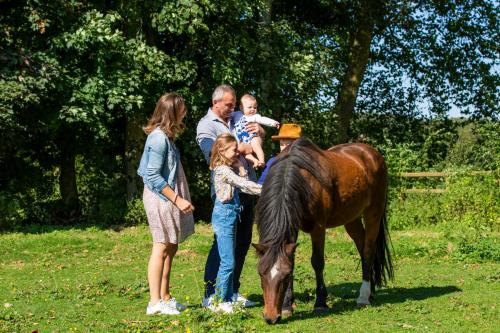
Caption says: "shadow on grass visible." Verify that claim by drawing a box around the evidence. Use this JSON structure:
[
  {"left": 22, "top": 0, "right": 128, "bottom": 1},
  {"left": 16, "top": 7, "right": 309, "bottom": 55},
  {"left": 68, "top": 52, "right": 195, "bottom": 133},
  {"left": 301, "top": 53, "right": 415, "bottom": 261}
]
[
  {"left": 275, "top": 282, "right": 462, "bottom": 324},
  {"left": 0, "top": 223, "right": 129, "bottom": 235},
  {"left": 185, "top": 294, "right": 264, "bottom": 311},
  {"left": 0, "top": 221, "right": 212, "bottom": 235},
  {"left": 246, "top": 294, "right": 264, "bottom": 307}
]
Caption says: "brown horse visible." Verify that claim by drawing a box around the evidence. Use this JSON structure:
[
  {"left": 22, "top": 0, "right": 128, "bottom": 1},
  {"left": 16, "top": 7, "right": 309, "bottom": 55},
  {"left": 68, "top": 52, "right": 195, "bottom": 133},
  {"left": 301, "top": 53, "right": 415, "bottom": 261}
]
[{"left": 253, "top": 137, "right": 394, "bottom": 324}]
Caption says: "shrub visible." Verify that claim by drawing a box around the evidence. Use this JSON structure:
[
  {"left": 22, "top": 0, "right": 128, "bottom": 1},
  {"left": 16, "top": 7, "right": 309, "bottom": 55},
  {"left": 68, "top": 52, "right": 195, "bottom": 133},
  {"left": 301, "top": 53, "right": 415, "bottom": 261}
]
[
  {"left": 388, "top": 191, "right": 444, "bottom": 230},
  {"left": 388, "top": 169, "right": 499, "bottom": 232},
  {"left": 76, "top": 155, "right": 127, "bottom": 225},
  {"left": 0, "top": 191, "right": 26, "bottom": 230},
  {"left": 452, "top": 235, "right": 500, "bottom": 262},
  {"left": 442, "top": 171, "right": 499, "bottom": 231},
  {"left": 123, "top": 198, "right": 147, "bottom": 226},
  {"left": 446, "top": 121, "right": 500, "bottom": 170}
]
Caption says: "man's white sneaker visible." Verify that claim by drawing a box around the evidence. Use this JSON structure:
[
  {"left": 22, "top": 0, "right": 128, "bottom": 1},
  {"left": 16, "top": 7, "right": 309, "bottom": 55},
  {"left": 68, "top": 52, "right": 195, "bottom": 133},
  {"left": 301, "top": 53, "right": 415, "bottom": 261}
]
[
  {"left": 165, "top": 297, "right": 187, "bottom": 311},
  {"left": 232, "top": 293, "right": 256, "bottom": 307},
  {"left": 208, "top": 301, "right": 234, "bottom": 314},
  {"left": 146, "top": 299, "right": 180, "bottom": 315},
  {"left": 202, "top": 294, "right": 215, "bottom": 308}
]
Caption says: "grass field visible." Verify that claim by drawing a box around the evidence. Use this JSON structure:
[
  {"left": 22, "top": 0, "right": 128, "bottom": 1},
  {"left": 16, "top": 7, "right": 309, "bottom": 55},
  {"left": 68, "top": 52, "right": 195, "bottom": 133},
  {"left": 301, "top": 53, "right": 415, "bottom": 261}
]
[{"left": 1, "top": 223, "right": 498, "bottom": 332}]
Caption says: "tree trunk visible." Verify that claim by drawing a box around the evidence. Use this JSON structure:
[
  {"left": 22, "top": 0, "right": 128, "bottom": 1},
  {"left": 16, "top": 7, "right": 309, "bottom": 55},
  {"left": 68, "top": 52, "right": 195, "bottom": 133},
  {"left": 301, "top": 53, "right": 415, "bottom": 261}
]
[
  {"left": 335, "top": 0, "right": 379, "bottom": 143},
  {"left": 125, "top": 113, "right": 144, "bottom": 200},
  {"left": 56, "top": 126, "right": 81, "bottom": 223},
  {"left": 59, "top": 150, "right": 78, "bottom": 208},
  {"left": 120, "top": 0, "right": 150, "bottom": 200},
  {"left": 259, "top": 0, "right": 284, "bottom": 120}
]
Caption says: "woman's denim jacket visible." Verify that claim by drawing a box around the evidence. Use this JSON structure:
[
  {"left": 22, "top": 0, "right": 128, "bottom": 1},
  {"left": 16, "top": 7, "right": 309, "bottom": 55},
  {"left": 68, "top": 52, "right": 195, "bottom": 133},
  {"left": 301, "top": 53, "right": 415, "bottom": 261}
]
[{"left": 137, "top": 128, "right": 179, "bottom": 201}]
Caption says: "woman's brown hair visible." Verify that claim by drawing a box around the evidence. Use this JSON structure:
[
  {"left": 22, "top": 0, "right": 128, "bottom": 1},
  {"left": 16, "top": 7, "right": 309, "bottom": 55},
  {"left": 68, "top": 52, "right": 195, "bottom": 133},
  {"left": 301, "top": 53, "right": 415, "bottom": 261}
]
[
  {"left": 143, "top": 93, "right": 186, "bottom": 139},
  {"left": 209, "top": 133, "right": 238, "bottom": 170}
]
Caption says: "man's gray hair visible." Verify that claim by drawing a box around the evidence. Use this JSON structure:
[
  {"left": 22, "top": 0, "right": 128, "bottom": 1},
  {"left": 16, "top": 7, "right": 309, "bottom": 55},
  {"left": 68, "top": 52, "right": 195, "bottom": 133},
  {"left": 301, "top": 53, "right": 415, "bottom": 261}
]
[{"left": 212, "top": 84, "right": 235, "bottom": 102}]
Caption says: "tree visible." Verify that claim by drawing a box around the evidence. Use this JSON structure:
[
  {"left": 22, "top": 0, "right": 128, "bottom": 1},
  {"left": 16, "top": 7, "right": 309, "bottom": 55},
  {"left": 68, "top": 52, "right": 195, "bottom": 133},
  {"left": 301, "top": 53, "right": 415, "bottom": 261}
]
[
  {"left": 1, "top": 0, "right": 497, "bottom": 226},
  {"left": 271, "top": 0, "right": 499, "bottom": 143},
  {"left": 0, "top": 1, "right": 194, "bottom": 222}
]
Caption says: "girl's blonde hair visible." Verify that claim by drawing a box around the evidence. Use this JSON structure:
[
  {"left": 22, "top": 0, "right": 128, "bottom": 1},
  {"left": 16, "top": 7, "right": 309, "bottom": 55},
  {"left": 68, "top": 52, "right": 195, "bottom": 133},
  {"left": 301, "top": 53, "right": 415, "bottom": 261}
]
[
  {"left": 143, "top": 93, "right": 186, "bottom": 139},
  {"left": 209, "top": 133, "right": 238, "bottom": 170}
]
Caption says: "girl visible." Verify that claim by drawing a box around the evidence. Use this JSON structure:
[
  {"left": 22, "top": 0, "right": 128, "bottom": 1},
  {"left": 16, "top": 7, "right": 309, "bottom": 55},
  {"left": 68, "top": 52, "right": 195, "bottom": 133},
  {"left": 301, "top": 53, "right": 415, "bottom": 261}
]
[
  {"left": 207, "top": 133, "right": 262, "bottom": 313},
  {"left": 137, "top": 93, "right": 195, "bottom": 315}
]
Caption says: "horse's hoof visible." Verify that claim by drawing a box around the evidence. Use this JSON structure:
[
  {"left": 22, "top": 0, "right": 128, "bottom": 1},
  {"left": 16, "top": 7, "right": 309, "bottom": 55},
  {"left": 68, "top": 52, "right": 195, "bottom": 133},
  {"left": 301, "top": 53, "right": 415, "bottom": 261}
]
[
  {"left": 357, "top": 302, "right": 370, "bottom": 308},
  {"left": 281, "top": 308, "right": 293, "bottom": 318}
]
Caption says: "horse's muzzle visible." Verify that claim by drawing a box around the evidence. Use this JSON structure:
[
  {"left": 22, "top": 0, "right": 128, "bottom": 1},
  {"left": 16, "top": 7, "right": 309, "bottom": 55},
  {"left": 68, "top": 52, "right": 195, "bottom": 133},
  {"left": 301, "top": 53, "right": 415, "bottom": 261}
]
[{"left": 263, "top": 315, "right": 281, "bottom": 325}]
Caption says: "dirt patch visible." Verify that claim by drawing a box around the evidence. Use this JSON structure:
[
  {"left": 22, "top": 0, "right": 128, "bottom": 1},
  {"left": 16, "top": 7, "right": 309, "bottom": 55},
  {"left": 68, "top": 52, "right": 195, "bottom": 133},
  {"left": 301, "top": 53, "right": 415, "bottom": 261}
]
[
  {"left": 176, "top": 249, "right": 199, "bottom": 257},
  {"left": 397, "top": 230, "right": 443, "bottom": 238},
  {"left": 8, "top": 260, "right": 25, "bottom": 269}
]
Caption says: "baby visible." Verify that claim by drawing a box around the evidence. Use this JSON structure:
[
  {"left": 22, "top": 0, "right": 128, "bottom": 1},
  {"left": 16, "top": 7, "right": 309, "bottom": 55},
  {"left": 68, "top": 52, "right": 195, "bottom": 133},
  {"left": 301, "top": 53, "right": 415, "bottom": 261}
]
[{"left": 232, "top": 94, "right": 279, "bottom": 168}]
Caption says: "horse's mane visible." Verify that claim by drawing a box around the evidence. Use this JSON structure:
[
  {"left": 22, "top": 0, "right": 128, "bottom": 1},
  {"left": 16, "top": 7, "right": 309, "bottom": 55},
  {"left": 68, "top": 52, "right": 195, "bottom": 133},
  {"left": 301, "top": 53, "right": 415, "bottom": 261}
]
[{"left": 255, "top": 137, "right": 331, "bottom": 270}]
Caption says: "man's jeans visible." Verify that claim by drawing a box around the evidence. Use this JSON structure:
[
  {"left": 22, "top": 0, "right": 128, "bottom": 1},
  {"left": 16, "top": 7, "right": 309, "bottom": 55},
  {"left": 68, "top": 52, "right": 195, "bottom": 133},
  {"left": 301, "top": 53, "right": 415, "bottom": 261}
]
[{"left": 204, "top": 193, "right": 254, "bottom": 300}]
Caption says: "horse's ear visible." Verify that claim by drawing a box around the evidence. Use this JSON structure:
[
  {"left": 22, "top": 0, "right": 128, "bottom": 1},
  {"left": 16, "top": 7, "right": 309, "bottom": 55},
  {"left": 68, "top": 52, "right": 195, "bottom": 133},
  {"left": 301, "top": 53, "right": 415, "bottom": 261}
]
[
  {"left": 252, "top": 243, "right": 268, "bottom": 257},
  {"left": 284, "top": 243, "right": 298, "bottom": 256}
]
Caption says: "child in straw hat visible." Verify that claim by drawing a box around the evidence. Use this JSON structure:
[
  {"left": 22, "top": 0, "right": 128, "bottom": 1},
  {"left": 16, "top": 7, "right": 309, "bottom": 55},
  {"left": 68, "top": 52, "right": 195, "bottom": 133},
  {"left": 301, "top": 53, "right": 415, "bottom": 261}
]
[{"left": 257, "top": 124, "right": 302, "bottom": 185}]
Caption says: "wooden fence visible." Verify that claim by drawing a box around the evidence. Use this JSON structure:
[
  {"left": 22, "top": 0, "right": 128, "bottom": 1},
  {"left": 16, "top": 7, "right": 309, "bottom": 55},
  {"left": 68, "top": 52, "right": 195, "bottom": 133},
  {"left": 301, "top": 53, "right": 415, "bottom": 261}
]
[{"left": 396, "top": 171, "right": 495, "bottom": 194}]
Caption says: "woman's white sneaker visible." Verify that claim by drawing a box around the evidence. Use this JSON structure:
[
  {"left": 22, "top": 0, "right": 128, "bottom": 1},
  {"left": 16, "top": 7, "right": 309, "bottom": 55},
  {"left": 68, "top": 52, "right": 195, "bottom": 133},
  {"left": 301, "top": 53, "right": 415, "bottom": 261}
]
[
  {"left": 146, "top": 300, "right": 180, "bottom": 315},
  {"left": 164, "top": 297, "right": 187, "bottom": 311}
]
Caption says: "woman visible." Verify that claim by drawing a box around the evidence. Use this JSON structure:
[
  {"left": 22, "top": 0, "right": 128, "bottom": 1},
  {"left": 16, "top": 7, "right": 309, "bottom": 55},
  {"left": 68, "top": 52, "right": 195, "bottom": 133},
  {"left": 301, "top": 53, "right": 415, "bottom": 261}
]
[{"left": 137, "top": 93, "right": 195, "bottom": 315}]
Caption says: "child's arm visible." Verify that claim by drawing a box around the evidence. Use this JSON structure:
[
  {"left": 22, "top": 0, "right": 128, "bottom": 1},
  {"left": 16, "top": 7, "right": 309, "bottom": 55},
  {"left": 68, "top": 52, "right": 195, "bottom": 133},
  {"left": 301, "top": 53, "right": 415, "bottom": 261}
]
[
  {"left": 220, "top": 165, "right": 262, "bottom": 196},
  {"left": 232, "top": 159, "right": 248, "bottom": 177},
  {"left": 245, "top": 114, "right": 279, "bottom": 128}
]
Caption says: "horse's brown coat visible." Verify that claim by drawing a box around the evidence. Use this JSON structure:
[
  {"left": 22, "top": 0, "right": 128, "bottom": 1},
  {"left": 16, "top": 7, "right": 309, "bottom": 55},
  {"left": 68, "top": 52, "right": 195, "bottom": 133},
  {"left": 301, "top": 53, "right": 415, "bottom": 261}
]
[{"left": 254, "top": 138, "right": 393, "bottom": 324}]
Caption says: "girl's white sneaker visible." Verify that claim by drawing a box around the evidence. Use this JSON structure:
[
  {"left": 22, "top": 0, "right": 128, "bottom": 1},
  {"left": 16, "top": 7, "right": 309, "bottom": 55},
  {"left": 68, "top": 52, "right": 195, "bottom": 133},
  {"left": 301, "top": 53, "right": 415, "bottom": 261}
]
[
  {"left": 202, "top": 294, "right": 215, "bottom": 308},
  {"left": 146, "top": 299, "right": 180, "bottom": 315},
  {"left": 208, "top": 301, "right": 234, "bottom": 314},
  {"left": 232, "top": 293, "right": 256, "bottom": 307}
]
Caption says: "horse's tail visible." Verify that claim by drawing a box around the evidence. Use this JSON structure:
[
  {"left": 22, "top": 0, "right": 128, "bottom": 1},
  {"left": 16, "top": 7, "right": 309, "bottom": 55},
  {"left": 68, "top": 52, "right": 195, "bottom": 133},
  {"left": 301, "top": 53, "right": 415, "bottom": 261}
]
[{"left": 372, "top": 208, "right": 394, "bottom": 290}]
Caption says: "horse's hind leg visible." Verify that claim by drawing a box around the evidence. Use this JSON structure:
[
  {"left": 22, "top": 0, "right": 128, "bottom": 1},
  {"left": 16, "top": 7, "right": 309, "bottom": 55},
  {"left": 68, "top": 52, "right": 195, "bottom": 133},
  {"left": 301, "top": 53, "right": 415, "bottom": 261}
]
[
  {"left": 359, "top": 208, "right": 384, "bottom": 306},
  {"left": 311, "top": 227, "right": 328, "bottom": 310},
  {"left": 344, "top": 218, "right": 371, "bottom": 306},
  {"left": 344, "top": 218, "right": 365, "bottom": 258}
]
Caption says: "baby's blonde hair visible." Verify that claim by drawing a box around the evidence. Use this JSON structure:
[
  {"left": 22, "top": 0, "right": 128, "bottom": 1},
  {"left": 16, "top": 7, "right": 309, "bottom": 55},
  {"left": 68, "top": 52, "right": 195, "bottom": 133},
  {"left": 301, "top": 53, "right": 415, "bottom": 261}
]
[
  {"left": 209, "top": 133, "right": 238, "bottom": 170},
  {"left": 240, "top": 93, "right": 257, "bottom": 108}
]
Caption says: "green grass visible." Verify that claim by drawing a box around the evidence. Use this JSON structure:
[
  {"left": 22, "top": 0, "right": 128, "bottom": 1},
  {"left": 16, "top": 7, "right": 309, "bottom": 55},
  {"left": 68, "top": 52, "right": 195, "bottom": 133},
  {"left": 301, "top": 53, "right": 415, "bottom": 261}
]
[{"left": 1, "top": 224, "right": 498, "bottom": 332}]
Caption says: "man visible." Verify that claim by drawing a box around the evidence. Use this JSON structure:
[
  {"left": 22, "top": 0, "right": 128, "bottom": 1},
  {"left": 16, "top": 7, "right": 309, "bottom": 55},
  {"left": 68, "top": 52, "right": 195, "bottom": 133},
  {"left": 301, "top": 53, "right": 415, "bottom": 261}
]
[
  {"left": 258, "top": 123, "right": 302, "bottom": 185},
  {"left": 196, "top": 84, "right": 261, "bottom": 307}
]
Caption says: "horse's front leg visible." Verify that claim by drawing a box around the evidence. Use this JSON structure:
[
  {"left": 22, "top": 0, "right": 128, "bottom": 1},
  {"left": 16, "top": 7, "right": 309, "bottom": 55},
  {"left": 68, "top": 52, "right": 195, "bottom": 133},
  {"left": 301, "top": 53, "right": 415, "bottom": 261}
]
[
  {"left": 311, "top": 227, "right": 328, "bottom": 310},
  {"left": 281, "top": 258, "right": 295, "bottom": 317}
]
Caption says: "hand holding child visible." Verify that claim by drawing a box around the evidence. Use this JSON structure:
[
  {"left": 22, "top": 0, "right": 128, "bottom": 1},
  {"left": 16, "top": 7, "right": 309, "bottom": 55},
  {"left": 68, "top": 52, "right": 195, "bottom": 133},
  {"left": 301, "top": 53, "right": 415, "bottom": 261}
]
[{"left": 245, "top": 122, "right": 260, "bottom": 134}]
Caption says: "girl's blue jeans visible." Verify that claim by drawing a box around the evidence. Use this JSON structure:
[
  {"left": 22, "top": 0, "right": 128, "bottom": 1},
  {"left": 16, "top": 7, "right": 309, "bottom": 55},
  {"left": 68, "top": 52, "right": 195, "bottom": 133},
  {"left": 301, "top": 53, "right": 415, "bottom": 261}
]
[{"left": 210, "top": 195, "right": 241, "bottom": 302}]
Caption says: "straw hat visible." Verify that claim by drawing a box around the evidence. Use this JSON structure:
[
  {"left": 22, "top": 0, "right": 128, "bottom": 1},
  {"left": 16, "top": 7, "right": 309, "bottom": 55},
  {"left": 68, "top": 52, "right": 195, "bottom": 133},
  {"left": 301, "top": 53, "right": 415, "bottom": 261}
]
[{"left": 271, "top": 123, "right": 302, "bottom": 140}]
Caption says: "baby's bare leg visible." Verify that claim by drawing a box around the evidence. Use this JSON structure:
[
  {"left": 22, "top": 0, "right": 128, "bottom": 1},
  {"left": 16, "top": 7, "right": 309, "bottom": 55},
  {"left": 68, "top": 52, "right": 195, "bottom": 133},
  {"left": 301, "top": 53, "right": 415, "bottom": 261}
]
[{"left": 250, "top": 136, "right": 265, "bottom": 165}]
